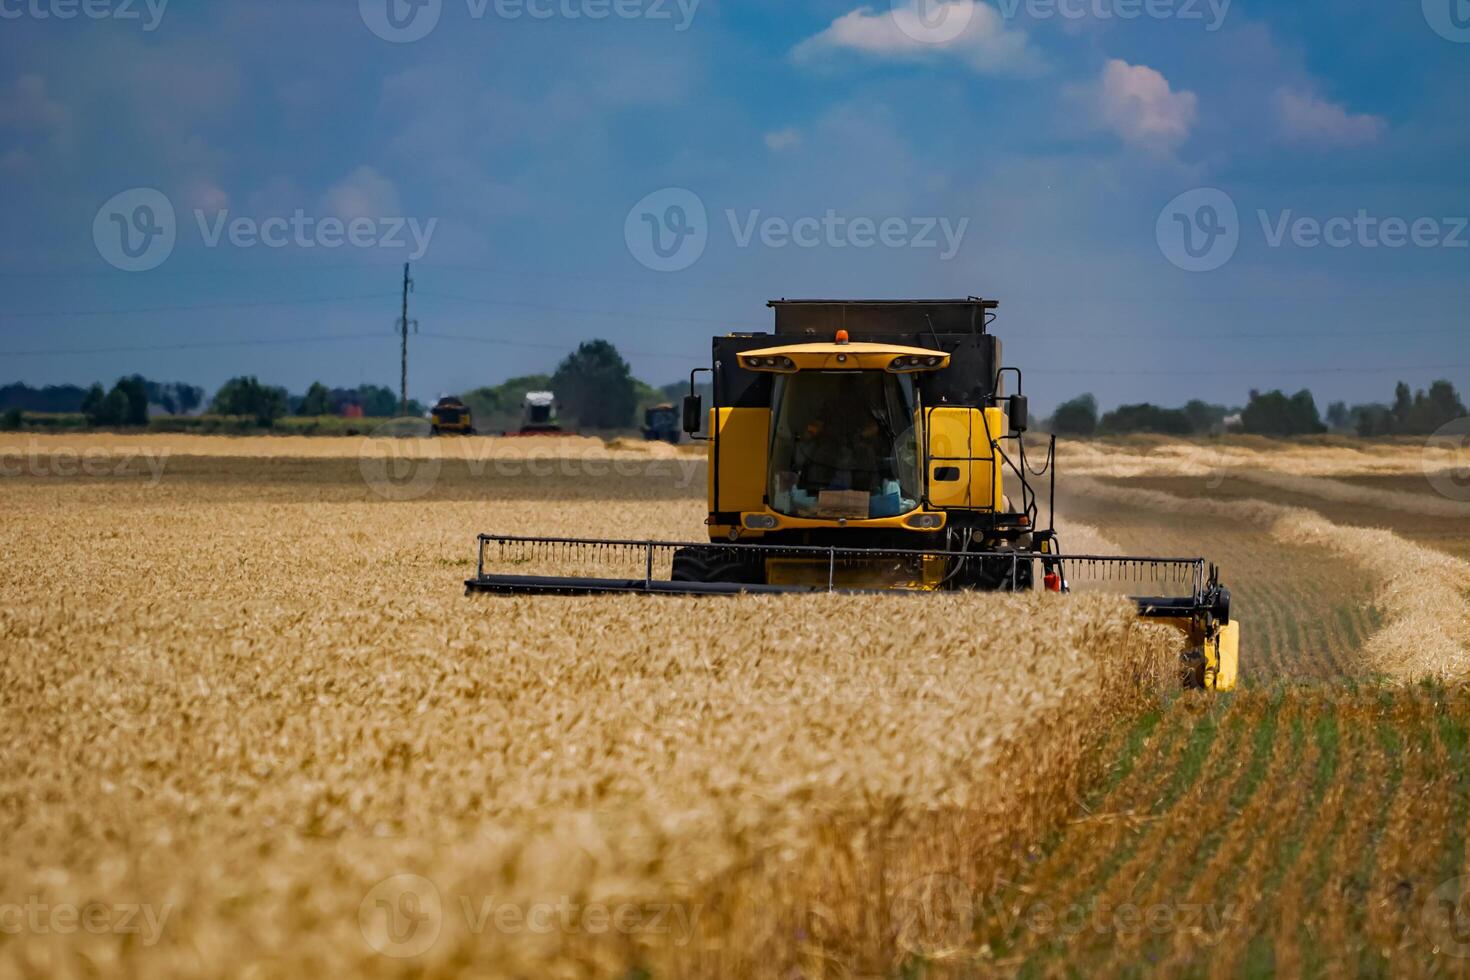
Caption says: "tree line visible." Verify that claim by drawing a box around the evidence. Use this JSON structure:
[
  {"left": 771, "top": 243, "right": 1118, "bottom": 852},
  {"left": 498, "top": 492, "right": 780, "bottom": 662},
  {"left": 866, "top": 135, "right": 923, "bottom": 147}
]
[{"left": 1045, "top": 380, "right": 1467, "bottom": 438}]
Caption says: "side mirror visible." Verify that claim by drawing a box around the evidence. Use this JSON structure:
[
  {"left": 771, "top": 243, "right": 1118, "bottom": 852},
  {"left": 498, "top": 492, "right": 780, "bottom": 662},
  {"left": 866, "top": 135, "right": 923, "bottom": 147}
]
[
  {"left": 682, "top": 394, "right": 703, "bottom": 435},
  {"left": 1008, "top": 394, "right": 1029, "bottom": 434}
]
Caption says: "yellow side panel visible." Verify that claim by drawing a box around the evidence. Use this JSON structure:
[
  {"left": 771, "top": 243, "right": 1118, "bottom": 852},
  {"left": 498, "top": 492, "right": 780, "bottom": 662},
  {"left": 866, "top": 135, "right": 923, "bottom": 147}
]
[
  {"left": 926, "top": 407, "right": 1003, "bottom": 511},
  {"left": 710, "top": 407, "right": 769, "bottom": 515},
  {"left": 1210, "top": 621, "right": 1240, "bottom": 691}
]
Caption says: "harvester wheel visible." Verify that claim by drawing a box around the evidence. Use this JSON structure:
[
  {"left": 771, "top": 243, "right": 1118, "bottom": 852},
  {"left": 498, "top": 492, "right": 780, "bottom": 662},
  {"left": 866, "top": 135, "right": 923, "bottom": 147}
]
[
  {"left": 1180, "top": 648, "right": 1208, "bottom": 690},
  {"left": 671, "top": 547, "right": 764, "bottom": 586},
  {"left": 954, "top": 553, "right": 1035, "bottom": 592}
]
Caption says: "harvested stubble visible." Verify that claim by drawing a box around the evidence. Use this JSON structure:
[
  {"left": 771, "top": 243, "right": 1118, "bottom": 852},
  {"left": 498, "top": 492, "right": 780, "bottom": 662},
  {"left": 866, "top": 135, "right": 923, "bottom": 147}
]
[
  {"left": 0, "top": 463, "right": 1173, "bottom": 978},
  {"left": 1069, "top": 476, "right": 1470, "bottom": 682}
]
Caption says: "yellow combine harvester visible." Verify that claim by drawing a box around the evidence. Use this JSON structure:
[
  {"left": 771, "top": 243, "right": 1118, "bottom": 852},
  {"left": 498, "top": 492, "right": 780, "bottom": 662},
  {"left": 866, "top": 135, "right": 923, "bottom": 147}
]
[
  {"left": 429, "top": 396, "right": 474, "bottom": 435},
  {"left": 467, "top": 298, "right": 1237, "bottom": 690}
]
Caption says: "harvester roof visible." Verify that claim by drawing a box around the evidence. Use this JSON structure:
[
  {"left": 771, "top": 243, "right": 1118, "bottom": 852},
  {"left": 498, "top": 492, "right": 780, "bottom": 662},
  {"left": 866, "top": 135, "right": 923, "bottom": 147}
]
[{"left": 739, "top": 340, "right": 950, "bottom": 373}]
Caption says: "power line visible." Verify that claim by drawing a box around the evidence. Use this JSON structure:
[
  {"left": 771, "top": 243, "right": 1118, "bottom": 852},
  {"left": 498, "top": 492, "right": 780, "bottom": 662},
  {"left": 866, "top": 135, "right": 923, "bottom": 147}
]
[
  {"left": 420, "top": 331, "right": 694, "bottom": 362},
  {"left": 0, "top": 293, "right": 397, "bottom": 320},
  {"left": 0, "top": 333, "right": 389, "bottom": 358},
  {"left": 419, "top": 291, "right": 766, "bottom": 330}
]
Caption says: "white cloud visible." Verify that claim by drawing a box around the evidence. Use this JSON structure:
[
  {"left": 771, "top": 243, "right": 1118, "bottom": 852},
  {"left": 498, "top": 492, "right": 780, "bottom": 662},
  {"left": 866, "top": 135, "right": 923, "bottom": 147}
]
[
  {"left": 0, "top": 74, "right": 71, "bottom": 132},
  {"left": 764, "top": 127, "right": 802, "bottom": 152},
  {"left": 321, "top": 166, "right": 401, "bottom": 220},
  {"left": 1091, "top": 59, "right": 1197, "bottom": 153},
  {"left": 791, "top": 1, "right": 1043, "bottom": 76},
  {"left": 182, "top": 178, "right": 230, "bottom": 213},
  {"left": 1274, "top": 88, "right": 1385, "bottom": 147}
]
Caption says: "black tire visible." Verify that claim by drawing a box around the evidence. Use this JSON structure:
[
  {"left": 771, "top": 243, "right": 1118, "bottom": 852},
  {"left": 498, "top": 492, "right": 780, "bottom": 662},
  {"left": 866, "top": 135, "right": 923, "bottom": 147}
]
[
  {"left": 671, "top": 546, "right": 764, "bottom": 585},
  {"left": 952, "top": 553, "right": 1035, "bottom": 592},
  {"left": 1180, "top": 648, "right": 1208, "bottom": 690}
]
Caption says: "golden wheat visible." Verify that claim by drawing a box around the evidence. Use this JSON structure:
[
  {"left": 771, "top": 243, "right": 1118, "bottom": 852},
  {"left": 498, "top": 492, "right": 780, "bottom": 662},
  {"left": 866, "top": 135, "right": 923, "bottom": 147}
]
[{"left": 0, "top": 454, "right": 1172, "bottom": 978}]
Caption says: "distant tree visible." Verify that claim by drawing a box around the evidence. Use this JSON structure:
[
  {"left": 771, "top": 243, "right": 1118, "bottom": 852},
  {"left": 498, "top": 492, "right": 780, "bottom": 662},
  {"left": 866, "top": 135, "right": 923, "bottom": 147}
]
[
  {"left": 1326, "top": 401, "right": 1350, "bottom": 431},
  {"left": 100, "top": 387, "right": 131, "bottom": 427},
  {"left": 80, "top": 383, "right": 107, "bottom": 425},
  {"left": 1048, "top": 394, "right": 1098, "bottom": 436},
  {"left": 114, "top": 375, "right": 150, "bottom": 426},
  {"left": 1181, "top": 399, "right": 1227, "bottom": 435},
  {"left": 352, "top": 384, "right": 400, "bottom": 417},
  {"left": 1, "top": 408, "right": 22, "bottom": 431},
  {"left": 552, "top": 340, "right": 637, "bottom": 429},
  {"left": 298, "top": 382, "right": 333, "bottom": 416},
  {"left": 211, "top": 376, "right": 288, "bottom": 426},
  {"left": 1352, "top": 403, "right": 1392, "bottom": 437},
  {"left": 0, "top": 382, "right": 91, "bottom": 413},
  {"left": 1240, "top": 389, "right": 1326, "bottom": 436},
  {"left": 1097, "top": 403, "right": 1193, "bottom": 436},
  {"left": 1351, "top": 380, "right": 1465, "bottom": 436}
]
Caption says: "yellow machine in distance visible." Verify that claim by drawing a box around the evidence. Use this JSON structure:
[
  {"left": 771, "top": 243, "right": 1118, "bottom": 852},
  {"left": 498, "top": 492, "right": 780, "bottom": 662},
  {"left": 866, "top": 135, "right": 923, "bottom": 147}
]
[
  {"left": 430, "top": 396, "right": 474, "bottom": 436},
  {"left": 466, "top": 298, "right": 1238, "bottom": 691}
]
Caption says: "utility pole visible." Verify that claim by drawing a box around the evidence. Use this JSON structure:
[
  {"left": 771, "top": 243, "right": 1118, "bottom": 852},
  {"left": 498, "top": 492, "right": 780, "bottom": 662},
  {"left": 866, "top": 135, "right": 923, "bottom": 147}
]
[{"left": 397, "top": 262, "right": 417, "bottom": 416}]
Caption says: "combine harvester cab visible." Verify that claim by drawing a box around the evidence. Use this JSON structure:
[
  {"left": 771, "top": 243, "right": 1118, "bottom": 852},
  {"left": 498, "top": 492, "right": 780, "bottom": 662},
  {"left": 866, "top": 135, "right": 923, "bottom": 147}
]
[
  {"left": 430, "top": 396, "right": 474, "bottom": 436},
  {"left": 466, "top": 298, "right": 1238, "bottom": 691}
]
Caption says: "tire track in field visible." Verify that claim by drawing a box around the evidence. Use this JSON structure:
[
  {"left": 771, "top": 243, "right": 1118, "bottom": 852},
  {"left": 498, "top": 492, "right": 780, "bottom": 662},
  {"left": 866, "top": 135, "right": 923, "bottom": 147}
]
[
  {"left": 983, "top": 698, "right": 1246, "bottom": 971},
  {"left": 1194, "top": 696, "right": 1319, "bottom": 977},
  {"left": 1053, "top": 481, "right": 1366, "bottom": 681}
]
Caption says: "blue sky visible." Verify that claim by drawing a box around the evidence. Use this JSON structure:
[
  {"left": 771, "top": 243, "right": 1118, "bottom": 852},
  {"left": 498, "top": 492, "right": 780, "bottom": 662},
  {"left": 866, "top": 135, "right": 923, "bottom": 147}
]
[{"left": 1, "top": 0, "right": 1467, "bottom": 413}]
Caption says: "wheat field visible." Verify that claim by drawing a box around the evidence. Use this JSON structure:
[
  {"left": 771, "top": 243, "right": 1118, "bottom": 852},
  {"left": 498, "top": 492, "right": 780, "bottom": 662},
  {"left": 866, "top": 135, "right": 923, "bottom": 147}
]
[
  {"left": 3, "top": 434, "right": 1470, "bottom": 977},
  {"left": 0, "top": 437, "right": 1172, "bottom": 978}
]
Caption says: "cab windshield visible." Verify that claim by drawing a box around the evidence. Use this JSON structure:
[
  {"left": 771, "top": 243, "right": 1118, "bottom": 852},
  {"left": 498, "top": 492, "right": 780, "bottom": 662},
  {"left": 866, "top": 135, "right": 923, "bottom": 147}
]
[{"left": 768, "top": 371, "right": 920, "bottom": 520}]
